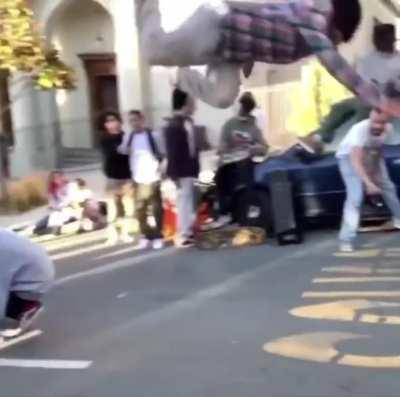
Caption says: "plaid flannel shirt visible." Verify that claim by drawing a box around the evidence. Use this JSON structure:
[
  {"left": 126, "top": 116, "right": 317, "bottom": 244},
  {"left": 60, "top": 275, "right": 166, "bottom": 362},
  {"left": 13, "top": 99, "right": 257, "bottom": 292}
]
[{"left": 220, "top": 0, "right": 381, "bottom": 108}]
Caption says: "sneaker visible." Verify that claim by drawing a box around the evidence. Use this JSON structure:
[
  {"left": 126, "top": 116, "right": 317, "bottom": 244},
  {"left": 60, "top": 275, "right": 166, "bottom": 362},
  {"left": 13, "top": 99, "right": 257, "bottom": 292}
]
[
  {"left": 120, "top": 235, "right": 134, "bottom": 244},
  {"left": 135, "top": 238, "right": 150, "bottom": 250},
  {"left": 105, "top": 237, "right": 119, "bottom": 247},
  {"left": 177, "top": 238, "right": 195, "bottom": 248},
  {"left": 339, "top": 242, "right": 354, "bottom": 253},
  {"left": 152, "top": 239, "right": 164, "bottom": 250},
  {"left": 1, "top": 302, "right": 43, "bottom": 339},
  {"left": 200, "top": 215, "right": 232, "bottom": 232}
]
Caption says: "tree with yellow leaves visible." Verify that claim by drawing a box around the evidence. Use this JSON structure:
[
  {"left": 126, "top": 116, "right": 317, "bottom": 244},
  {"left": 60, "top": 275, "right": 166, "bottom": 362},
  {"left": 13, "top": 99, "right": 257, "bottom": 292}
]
[
  {"left": 0, "top": 0, "right": 75, "bottom": 200},
  {"left": 286, "top": 60, "right": 351, "bottom": 137}
]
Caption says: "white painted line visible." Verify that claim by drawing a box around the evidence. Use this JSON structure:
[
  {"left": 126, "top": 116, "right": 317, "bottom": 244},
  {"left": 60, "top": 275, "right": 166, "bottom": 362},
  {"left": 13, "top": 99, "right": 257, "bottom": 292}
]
[
  {"left": 313, "top": 276, "right": 400, "bottom": 284},
  {"left": 322, "top": 266, "right": 400, "bottom": 275},
  {"left": 0, "top": 330, "right": 43, "bottom": 351},
  {"left": 96, "top": 247, "right": 139, "bottom": 261},
  {"left": 0, "top": 359, "right": 92, "bottom": 370},
  {"left": 51, "top": 243, "right": 109, "bottom": 261},
  {"left": 45, "top": 234, "right": 105, "bottom": 251},
  {"left": 55, "top": 248, "right": 176, "bottom": 286}
]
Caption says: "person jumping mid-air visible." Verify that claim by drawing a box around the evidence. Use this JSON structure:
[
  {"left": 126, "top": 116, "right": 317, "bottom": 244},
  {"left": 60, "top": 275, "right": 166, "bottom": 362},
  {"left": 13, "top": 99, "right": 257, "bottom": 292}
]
[{"left": 138, "top": 0, "right": 400, "bottom": 116}]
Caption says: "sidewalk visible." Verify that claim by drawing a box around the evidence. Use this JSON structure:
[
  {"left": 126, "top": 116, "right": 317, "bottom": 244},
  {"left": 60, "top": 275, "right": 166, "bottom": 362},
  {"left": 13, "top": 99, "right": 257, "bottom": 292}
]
[
  {"left": 0, "top": 152, "right": 218, "bottom": 229},
  {"left": 0, "top": 166, "right": 106, "bottom": 229}
]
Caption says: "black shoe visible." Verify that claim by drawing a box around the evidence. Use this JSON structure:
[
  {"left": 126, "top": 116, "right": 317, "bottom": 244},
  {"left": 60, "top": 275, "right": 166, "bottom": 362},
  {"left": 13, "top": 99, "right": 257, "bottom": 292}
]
[{"left": 2, "top": 301, "right": 43, "bottom": 339}]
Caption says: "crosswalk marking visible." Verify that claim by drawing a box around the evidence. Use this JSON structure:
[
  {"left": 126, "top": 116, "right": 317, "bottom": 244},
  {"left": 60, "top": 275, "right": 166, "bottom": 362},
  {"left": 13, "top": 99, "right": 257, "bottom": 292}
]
[
  {"left": 50, "top": 243, "right": 111, "bottom": 261},
  {"left": 322, "top": 266, "right": 400, "bottom": 275},
  {"left": 313, "top": 276, "right": 400, "bottom": 284},
  {"left": 0, "top": 359, "right": 92, "bottom": 370},
  {"left": 303, "top": 291, "right": 400, "bottom": 299}
]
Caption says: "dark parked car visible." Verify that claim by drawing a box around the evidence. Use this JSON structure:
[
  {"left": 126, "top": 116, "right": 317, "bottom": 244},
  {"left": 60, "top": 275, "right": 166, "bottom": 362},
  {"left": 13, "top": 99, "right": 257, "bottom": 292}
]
[{"left": 235, "top": 145, "right": 400, "bottom": 232}]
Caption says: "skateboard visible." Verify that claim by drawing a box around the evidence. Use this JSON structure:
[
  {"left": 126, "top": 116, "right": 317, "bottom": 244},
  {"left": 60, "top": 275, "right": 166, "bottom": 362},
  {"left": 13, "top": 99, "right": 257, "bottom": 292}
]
[
  {"left": 359, "top": 222, "right": 399, "bottom": 233},
  {"left": 195, "top": 226, "right": 266, "bottom": 250}
]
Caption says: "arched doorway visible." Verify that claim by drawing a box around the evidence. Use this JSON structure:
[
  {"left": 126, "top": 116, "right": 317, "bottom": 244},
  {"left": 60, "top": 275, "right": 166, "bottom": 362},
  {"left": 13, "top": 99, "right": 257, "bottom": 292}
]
[{"left": 47, "top": 0, "right": 116, "bottom": 149}]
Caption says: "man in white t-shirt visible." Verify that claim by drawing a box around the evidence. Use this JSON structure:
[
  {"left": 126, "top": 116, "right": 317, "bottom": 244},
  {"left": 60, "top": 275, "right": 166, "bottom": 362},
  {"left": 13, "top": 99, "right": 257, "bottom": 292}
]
[
  {"left": 119, "top": 111, "right": 164, "bottom": 250},
  {"left": 336, "top": 108, "right": 400, "bottom": 252}
]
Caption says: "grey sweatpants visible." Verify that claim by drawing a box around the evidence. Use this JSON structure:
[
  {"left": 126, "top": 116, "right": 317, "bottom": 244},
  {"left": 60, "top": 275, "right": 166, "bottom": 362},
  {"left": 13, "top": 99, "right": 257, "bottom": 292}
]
[
  {"left": 0, "top": 229, "right": 55, "bottom": 320},
  {"left": 139, "top": 0, "right": 241, "bottom": 108}
]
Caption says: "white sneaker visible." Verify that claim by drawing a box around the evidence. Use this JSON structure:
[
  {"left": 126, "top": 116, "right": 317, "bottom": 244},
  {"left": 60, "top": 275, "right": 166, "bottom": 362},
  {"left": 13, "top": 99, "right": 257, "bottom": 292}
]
[
  {"left": 393, "top": 219, "right": 400, "bottom": 230},
  {"left": 339, "top": 242, "right": 354, "bottom": 253},
  {"left": 152, "top": 239, "right": 164, "bottom": 250},
  {"left": 105, "top": 237, "right": 119, "bottom": 247},
  {"left": 120, "top": 235, "right": 134, "bottom": 244},
  {"left": 135, "top": 238, "right": 150, "bottom": 250},
  {"left": 200, "top": 215, "right": 232, "bottom": 231}
]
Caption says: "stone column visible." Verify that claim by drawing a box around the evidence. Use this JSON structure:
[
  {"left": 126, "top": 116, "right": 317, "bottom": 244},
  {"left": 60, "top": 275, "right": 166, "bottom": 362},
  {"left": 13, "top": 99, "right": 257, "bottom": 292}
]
[
  {"left": 112, "top": 0, "right": 151, "bottom": 120},
  {"left": 8, "top": 73, "right": 42, "bottom": 178}
]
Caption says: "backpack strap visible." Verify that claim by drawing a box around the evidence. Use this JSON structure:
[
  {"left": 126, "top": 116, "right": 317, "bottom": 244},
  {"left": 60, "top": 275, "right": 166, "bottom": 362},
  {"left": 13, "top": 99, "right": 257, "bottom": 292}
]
[
  {"left": 127, "top": 132, "right": 135, "bottom": 148},
  {"left": 146, "top": 128, "right": 163, "bottom": 163}
]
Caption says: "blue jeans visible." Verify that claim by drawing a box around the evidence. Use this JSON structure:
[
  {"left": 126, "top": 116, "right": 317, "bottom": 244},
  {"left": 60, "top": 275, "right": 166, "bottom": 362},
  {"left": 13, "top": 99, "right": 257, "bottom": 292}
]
[{"left": 338, "top": 156, "right": 400, "bottom": 243}]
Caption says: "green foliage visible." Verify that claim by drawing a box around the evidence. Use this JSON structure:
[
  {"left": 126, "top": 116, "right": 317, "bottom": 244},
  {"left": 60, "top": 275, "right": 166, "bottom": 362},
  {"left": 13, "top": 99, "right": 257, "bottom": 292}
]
[
  {"left": 0, "top": 0, "right": 75, "bottom": 89},
  {"left": 286, "top": 60, "right": 351, "bottom": 137}
]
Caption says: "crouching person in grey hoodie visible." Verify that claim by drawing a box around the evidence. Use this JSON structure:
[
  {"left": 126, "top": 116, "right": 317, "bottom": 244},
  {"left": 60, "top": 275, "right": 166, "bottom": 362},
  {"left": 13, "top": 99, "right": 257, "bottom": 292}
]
[{"left": 0, "top": 228, "right": 55, "bottom": 338}]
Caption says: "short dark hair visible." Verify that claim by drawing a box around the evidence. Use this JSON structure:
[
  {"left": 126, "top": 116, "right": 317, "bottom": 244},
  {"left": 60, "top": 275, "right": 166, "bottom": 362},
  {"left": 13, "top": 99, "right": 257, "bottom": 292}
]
[
  {"left": 98, "top": 111, "right": 121, "bottom": 132},
  {"left": 384, "top": 76, "right": 400, "bottom": 100},
  {"left": 129, "top": 110, "right": 144, "bottom": 118},
  {"left": 75, "top": 178, "right": 87, "bottom": 188},
  {"left": 172, "top": 88, "right": 189, "bottom": 111},
  {"left": 331, "top": 0, "right": 362, "bottom": 43},
  {"left": 373, "top": 23, "right": 395, "bottom": 45},
  {"left": 239, "top": 92, "right": 256, "bottom": 115}
]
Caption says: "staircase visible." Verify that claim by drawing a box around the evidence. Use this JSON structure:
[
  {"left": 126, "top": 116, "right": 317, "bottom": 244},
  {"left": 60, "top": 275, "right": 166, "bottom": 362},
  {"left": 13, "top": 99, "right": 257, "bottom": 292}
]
[{"left": 60, "top": 148, "right": 102, "bottom": 171}]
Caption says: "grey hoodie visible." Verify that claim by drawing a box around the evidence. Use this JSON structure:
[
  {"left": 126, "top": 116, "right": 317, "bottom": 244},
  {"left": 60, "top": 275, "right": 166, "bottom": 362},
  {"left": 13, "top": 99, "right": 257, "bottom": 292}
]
[
  {"left": 219, "top": 115, "right": 269, "bottom": 156},
  {"left": 0, "top": 229, "right": 55, "bottom": 320}
]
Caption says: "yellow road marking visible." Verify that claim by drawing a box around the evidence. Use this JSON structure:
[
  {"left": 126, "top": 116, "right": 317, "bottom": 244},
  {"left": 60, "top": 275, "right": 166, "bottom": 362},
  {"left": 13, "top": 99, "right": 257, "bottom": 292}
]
[
  {"left": 264, "top": 332, "right": 400, "bottom": 368},
  {"left": 290, "top": 300, "right": 400, "bottom": 324},
  {"left": 334, "top": 250, "right": 380, "bottom": 258}
]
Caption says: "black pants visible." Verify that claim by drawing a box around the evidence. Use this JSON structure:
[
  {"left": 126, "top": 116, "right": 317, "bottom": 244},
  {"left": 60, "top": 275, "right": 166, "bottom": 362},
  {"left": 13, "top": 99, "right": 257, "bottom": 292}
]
[
  {"left": 215, "top": 159, "right": 254, "bottom": 216},
  {"left": 134, "top": 182, "right": 163, "bottom": 240}
]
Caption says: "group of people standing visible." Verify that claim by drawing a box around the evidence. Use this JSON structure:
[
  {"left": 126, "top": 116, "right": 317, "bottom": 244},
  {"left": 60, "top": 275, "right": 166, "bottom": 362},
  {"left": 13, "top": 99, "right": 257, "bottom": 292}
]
[
  {"left": 99, "top": 89, "right": 203, "bottom": 248},
  {"left": 99, "top": 88, "right": 269, "bottom": 248}
]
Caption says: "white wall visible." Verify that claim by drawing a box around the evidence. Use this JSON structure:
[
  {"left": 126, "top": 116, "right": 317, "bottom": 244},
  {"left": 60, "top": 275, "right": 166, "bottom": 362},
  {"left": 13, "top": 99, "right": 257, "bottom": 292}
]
[{"left": 50, "top": 0, "right": 114, "bottom": 148}]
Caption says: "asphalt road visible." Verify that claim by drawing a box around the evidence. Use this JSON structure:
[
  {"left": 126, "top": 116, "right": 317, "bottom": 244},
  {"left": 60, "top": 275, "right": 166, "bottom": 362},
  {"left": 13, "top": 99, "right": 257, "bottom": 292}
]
[{"left": 2, "top": 229, "right": 400, "bottom": 397}]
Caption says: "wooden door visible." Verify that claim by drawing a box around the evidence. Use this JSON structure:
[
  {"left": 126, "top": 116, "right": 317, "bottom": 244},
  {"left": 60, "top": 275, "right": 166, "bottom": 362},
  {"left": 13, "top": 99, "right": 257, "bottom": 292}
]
[{"left": 79, "top": 53, "right": 119, "bottom": 146}]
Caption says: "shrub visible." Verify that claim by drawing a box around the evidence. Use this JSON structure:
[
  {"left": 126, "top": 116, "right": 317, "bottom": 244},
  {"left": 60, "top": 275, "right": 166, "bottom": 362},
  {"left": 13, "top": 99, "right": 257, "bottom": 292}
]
[{"left": 1, "top": 173, "right": 47, "bottom": 213}]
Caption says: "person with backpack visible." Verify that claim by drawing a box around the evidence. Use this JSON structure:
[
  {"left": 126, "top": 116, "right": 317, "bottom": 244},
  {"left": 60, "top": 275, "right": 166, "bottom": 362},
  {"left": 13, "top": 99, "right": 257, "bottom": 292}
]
[{"left": 119, "top": 110, "right": 165, "bottom": 250}]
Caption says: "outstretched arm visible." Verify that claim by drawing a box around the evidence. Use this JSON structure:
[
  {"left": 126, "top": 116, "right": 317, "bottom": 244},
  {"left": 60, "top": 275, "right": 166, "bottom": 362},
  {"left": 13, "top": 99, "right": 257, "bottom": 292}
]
[{"left": 299, "top": 26, "right": 381, "bottom": 108}]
